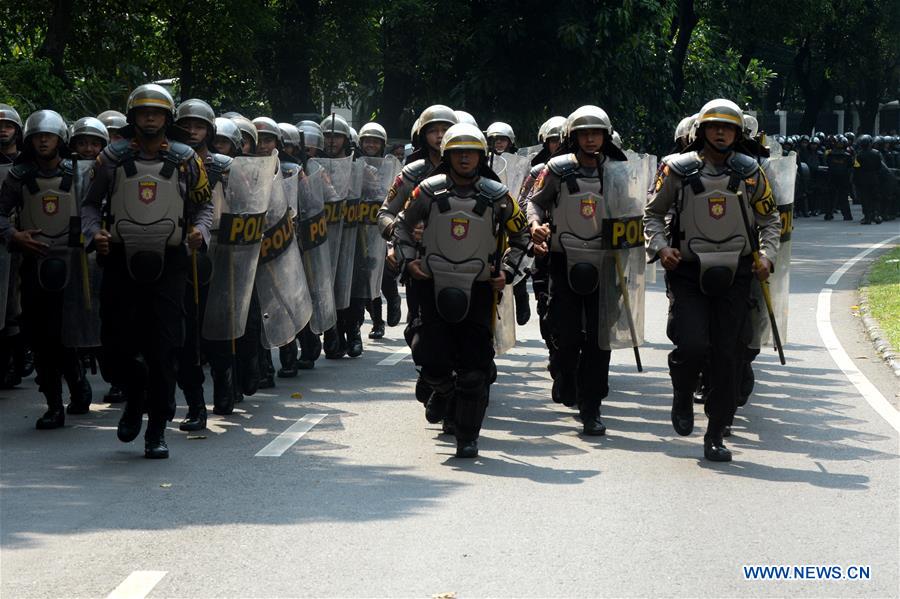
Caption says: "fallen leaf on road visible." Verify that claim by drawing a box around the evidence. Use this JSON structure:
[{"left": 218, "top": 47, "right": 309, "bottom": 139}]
[
  {"left": 160, "top": 483, "right": 172, "bottom": 488},
  {"left": 291, "top": 392, "right": 303, "bottom": 399},
  {"left": 432, "top": 593, "right": 456, "bottom": 599},
  {"left": 186, "top": 435, "right": 207, "bottom": 440},
  {"left": 851, "top": 305, "right": 860, "bottom": 310}
]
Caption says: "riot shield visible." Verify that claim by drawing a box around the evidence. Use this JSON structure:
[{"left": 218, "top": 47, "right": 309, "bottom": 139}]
[
  {"left": 333, "top": 159, "right": 365, "bottom": 309},
  {"left": 750, "top": 153, "right": 795, "bottom": 349},
  {"left": 202, "top": 154, "right": 276, "bottom": 341},
  {"left": 498, "top": 152, "right": 531, "bottom": 205},
  {"left": 596, "top": 152, "right": 653, "bottom": 354},
  {"left": 256, "top": 170, "right": 313, "bottom": 348},
  {"left": 352, "top": 155, "right": 401, "bottom": 300},
  {"left": 517, "top": 144, "right": 542, "bottom": 158},
  {"left": 61, "top": 159, "right": 101, "bottom": 348},
  {"left": 310, "top": 156, "right": 353, "bottom": 281},
  {"left": 0, "top": 244, "right": 9, "bottom": 333},
  {"left": 296, "top": 160, "right": 337, "bottom": 333},
  {"left": 493, "top": 288, "right": 516, "bottom": 355}
]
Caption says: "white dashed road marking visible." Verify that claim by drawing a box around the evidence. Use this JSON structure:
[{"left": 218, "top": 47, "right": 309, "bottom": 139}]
[{"left": 255, "top": 414, "right": 328, "bottom": 457}]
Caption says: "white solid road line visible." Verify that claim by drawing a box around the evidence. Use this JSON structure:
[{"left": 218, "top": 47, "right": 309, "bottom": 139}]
[
  {"left": 816, "top": 234, "right": 900, "bottom": 436},
  {"left": 377, "top": 346, "right": 411, "bottom": 366},
  {"left": 255, "top": 414, "right": 327, "bottom": 457},
  {"left": 107, "top": 571, "right": 167, "bottom": 599}
]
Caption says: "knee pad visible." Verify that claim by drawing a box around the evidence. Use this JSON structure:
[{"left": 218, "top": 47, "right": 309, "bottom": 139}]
[
  {"left": 421, "top": 369, "right": 454, "bottom": 395},
  {"left": 456, "top": 369, "right": 487, "bottom": 395}
]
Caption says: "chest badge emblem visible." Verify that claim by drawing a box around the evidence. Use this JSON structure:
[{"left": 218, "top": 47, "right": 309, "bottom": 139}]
[
  {"left": 451, "top": 218, "right": 469, "bottom": 240},
  {"left": 580, "top": 198, "right": 596, "bottom": 219},
  {"left": 708, "top": 196, "right": 726, "bottom": 219},
  {"left": 42, "top": 195, "right": 59, "bottom": 216},
  {"left": 139, "top": 181, "right": 158, "bottom": 205}
]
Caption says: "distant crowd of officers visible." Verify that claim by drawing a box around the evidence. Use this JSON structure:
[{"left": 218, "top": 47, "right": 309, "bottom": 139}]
[{"left": 0, "top": 85, "right": 857, "bottom": 464}]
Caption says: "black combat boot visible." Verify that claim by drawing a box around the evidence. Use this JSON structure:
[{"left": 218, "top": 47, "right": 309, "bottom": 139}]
[
  {"left": 65, "top": 372, "right": 93, "bottom": 415},
  {"left": 212, "top": 367, "right": 236, "bottom": 416},
  {"left": 117, "top": 397, "right": 144, "bottom": 442},
  {"left": 580, "top": 407, "right": 606, "bottom": 436},
  {"left": 346, "top": 326, "right": 363, "bottom": 358},
  {"left": 369, "top": 320, "right": 385, "bottom": 340},
  {"left": 258, "top": 349, "right": 275, "bottom": 389},
  {"left": 179, "top": 387, "right": 207, "bottom": 431},
  {"left": 297, "top": 328, "right": 320, "bottom": 369},
  {"left": 144, "top": 420, "right": 169, "bottom": 459},
  {"left": 513, "top": 280, "right": 531, "bottom": 325},
  {"left": 277, "top": 341, "right": 298, "bottom": 378},
  {"left": 104, "top": 385, "right": 126, "bottom": 403},
  {"left": 36, "top": 393, "right": 65, "bottom": 430},
  {"left": 323, "top": 328, "right": 345, "bottom": 359},
  {"left": 671, "top": 391, "right": 694, "bottom": 436},
  {"left": 704, "top": 431, "right": 732, "bottom": 462},
  {"left": 456, "top": 438, "right": 478, "bottom": 458},
  {"left": 386, "top": 296, "right": 402, "bottom": 327}
]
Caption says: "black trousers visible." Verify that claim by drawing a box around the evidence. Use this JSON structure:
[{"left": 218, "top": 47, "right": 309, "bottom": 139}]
[
  {"left": 547, "top": 253, "right": 611, "bottom": 418},
  {"left": 367, "top": 260, "right": 401, "bottom": 323},
  {"left": 176, "top": 277, "right": 207, "bottom": 403},
  {"left": 411, "top": 280, "right": 495, "bottom": 441},
  {"left": 665, "top": 258, "right": 753, "bottom": 433},
  {"left": 99, "top": 248, "right": 186, "bottom": 424},
  {"left": 20, "top": 259, "right": 82, "bottom": 404},
  {"left": 827, "top": 178, "right": 852, "bottom": 218}
]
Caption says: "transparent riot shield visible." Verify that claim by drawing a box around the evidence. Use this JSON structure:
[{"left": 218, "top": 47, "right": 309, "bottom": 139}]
[
  {"left": 333, "top": 158, "right": 365, "bottom": 309},
  {"left": 61, "top": 159, "right": 101, "bottom": 348},
  {"left": 310, "top": 156, "right": 353, "bottom": 282},
  {"left": 596, "top": 152, "right": 653, "bottom": 360},
  {"left": 256, "top": 170, "right": 313, "bottom": 348},
  {"left": 750, "top": 153, "right": 795, "bottom": 349},
  {"left": 499, "top": 152, "right": 531, "bottom": 206},
  {"left": 202, "top": 154, "right": 277, "bottom": 340},
  {"left": 297, "top": 160, "right": 337, "bottom": 333},
  {"left": 352, "top": 155, "right": 401, "bottom": 300}
]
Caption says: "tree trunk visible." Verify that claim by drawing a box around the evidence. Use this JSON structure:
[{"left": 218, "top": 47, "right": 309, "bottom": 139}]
[
  {"left": 173, "top": 21, "right": 193, "bottom": 101},
  {"left": 36, "top": 0, "right": 73, "bottom": 83},
  {"left": 669, "top": 0, "right": 698, "bottom": 107},
  {"left": 267, "top": 0, "right": 317, "bottom": 120},
  {"left": 379, "top": 13, "right": 414, "bottom": 136},
  {"left": 793, "top": 40, "right": 830, "bottom": 133}
]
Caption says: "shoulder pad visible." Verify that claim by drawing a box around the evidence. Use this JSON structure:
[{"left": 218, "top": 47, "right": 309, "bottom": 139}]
[
  {"left": 475, "top": 176, "right": 509, "bottom": 201},
  {"left": 104, "top": 139, "right": 136, "bottom": 163},
  {"left": 726, "top": 152, "right": 760, "bottom": 177},
  {"left": 418, "top": 174, "right": 450, "bottom": 198},
  {"left": 9, "top": 163, "right": 36, "bottom": 180},
  {"left": 529, "top": 163, "right": 545, "bottom": 178},
  {"left": 401, "top": 159, "right": 432, "bottom": 184},
  {"left": 547, "top": 153, "right": 578, "bottom": 176},
  {"left": 209, "top": 153, "right": 233, "bottom": 172},
  {"left": 663, "top": 151, "right": 703, "bottom": 176},
  {"left": 59, "top": 158, "right": 74, "bottom": 176},
  {"left": 164, "top": 141, "right": 194, "bottom": 163}
]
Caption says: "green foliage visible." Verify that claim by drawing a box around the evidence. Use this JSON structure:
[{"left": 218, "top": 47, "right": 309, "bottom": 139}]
[
  {"left": 862, "top": 247, "right": 900, "bottom": 354},
  {"left": 0, "top": 0, "right": 895, "bottom": 152}
]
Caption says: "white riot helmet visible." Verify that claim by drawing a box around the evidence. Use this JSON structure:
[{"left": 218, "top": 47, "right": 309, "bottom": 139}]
[
  {"left": 440, "top": 123, "right": 488, "bottom": 156},
  {"left": 538, "top": 116, "right": 566, "bottom": 143},
  {"left": 416, "top": 105, "right": 457, "bottom": 149},
  {"left": 252, "top": 116, "right": 283, "bottom": 149},
  {"left": 231, "top": 115, "right": 258, "bottom": 149},
  {"left": 214, "top": 117, "right": 243, "bottom": 154},
  {"left": 320, "top": 114, "right": 351, "bottom": 139},
  {"left": 0, "top": 104, "right": 24, "bottom": 134},
  {"left": 297, "top": 120, "right": 324, "bottom": 151},
  {"left": 454, "top": 110, "right": 479, "bottom": 128},
  {"left": 278, "top": 122, "right": 303, "bottom": 148},
  {"left": 24, "top": 110, "right": 69, "bottom": 145},
  {"left": 71, "top": 116, "right": 110, "bottom": 145},
  {"left": 694, "top": 99, "right": 743, "bottom": 151},
  {"left": 611, "top": 131, "right": 623, "bottom": 148},
  {"left": 358, "top": 122, "right": 387, "bottom": 144},
  {"left": 349, "top": 126, "right": 359, "bottom": 147},
  {"left": 674, "top": 115, "right": 695, "bottom": 143},
  {"left": 486, "top": 121, "right": 516, "bottom": 146},
  {"left": 743, "top": 114, "right": 759, "bottom": 139},
  {"left": 565, "top": 105, "right": 613, "bottom": 138},
  {"left": 97, "top": 110, "right": 127, "bottom": 133}
]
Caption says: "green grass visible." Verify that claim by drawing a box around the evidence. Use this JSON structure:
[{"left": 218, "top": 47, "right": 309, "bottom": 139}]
[{"left": 863, "top": 246, "right": 900, "bottom": 354}]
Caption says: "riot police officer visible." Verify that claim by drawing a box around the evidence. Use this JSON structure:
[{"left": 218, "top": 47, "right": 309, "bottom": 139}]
[
  {"left": 644, "top": 99, "right": 780, "bottom": 462},
  {"left": 853, "top": 135, "right": 887, "bottom": 224},
  {"left": 358, "top": 122, "right": 402, "bottom": 339},
  {"left": 824, "top": 136, "right": 854, "bottom": 221},
  {"left": 82, "top": 84, "right": 213, "bottom": 459},
  {"left": 97, "top": 110, "right": 128, "bottom": 144},
  {"left": 231, "top": 115, "right": 258, "bottom": 156},
  {"left": 397, "top": 123, "right": 529, "bottom": 458},
  {"left": 0, "top": 110, "right": 94, "bottom": 428},
  {"left": 486, "top": 122, "right": 517, "bottom": 155},
  {"left": 69, "top": 117, "right": 110, "bottom": 161},
  {"left": 527, "top": 105, "right": 631, "bottom": 436},
  {"left": 378, "top": 106, "right": 458, "bottom": 406},
  {"left": 0, "top": 104, "right": 25, "bottom": 390}
]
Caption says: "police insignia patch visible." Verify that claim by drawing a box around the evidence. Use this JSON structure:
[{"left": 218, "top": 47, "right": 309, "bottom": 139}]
[
  {"left": 708, "top": 196, "right": 726, "bottom": 219},
  {"left": 451, "top": 217, "right": 469, "bottom": 240},
  {"left": 139, "top": 181, "right": 158, "bottom": 204},
  {"left": 42, "top": 195, "right": 59, "bottom": 216},
  {"left": 580, "top": 198, "right": 596, "bottom": 219}
]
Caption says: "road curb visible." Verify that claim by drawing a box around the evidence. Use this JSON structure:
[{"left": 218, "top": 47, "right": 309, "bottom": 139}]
[{"left": 857, "top": 264, "right": 900, "bottom": 378}]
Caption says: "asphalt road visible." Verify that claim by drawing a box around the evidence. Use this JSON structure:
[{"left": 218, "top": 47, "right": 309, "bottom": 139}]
[{"left": 1, "top": 204, "right": 898, "bottom": 598}]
